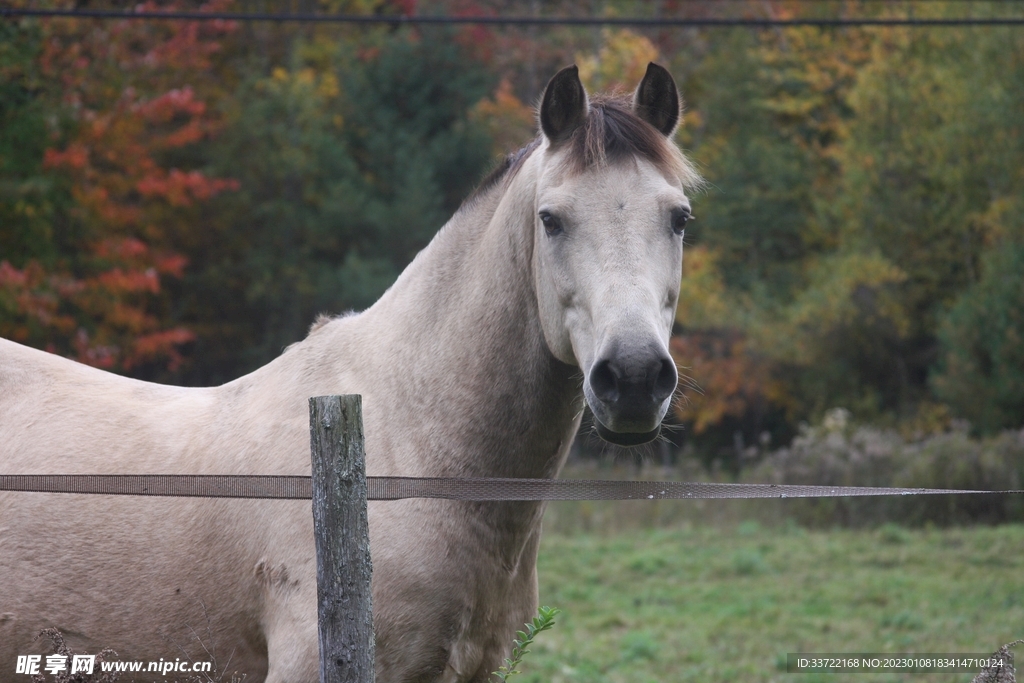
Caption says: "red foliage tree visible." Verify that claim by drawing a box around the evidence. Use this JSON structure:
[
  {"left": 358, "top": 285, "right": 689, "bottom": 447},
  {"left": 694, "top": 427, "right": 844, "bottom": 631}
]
[
  {"left": 0, "top": 2, "right": 237, "bottom": 374},
  {"left": 671, "top": 332, "right": 781, "bottom": 435}
]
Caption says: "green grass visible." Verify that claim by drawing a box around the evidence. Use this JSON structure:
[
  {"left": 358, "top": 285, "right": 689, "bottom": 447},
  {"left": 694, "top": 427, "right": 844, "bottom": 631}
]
[{"left": 526, "top": 518, "right": 1024, "bottom": 683}]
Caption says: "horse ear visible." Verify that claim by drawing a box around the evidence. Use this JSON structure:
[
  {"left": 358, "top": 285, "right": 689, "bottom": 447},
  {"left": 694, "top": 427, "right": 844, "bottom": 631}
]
[
  {"left": 539, "top": 65, "right": 589, "bottom": 144},
  {"left": 633, "top": 63, "right": 681, "bottom": 137}
]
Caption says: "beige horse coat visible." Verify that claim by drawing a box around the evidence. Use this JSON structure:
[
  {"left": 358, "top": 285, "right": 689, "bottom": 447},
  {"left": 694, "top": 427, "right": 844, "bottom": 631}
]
[{"left": 0, "top": 64, "right": 700, "bottom": 682}]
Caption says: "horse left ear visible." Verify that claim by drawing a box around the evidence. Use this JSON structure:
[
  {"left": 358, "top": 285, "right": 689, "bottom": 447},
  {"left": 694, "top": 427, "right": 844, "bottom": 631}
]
[
  {"left": 633, "top": 63, "right": 681, "bottom": 137},
  {"left": 540, "top": 65, "right": 589, "bottom": 144}
]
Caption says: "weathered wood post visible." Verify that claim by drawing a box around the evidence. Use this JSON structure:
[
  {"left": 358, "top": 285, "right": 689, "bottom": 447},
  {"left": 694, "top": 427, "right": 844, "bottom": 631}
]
[{"left": 309, "top": 395, "right": 374, "bottom": 683}]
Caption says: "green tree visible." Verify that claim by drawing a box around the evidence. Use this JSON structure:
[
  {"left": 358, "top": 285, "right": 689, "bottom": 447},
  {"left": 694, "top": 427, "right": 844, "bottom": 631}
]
[
  {"left": 681, "top": 28, "right": 821, "bottom": 299},
  {"left": 932, "top": 239, "right": 1024, "bottom": 433},
  {"left": 169, "top": 31, "right": 495, "bottom": 384},
  {"left": 0, "top": 18, "right": 63, "bottom": 269},
  {"left": 677, "top": 14, "right": 1024, "bottom": 438},
  {"left": 670, "top": 25, "right": 873, "bottom": 444},
  {"left": 818, "top": 22, "right": 1024, "bottom": 423}
]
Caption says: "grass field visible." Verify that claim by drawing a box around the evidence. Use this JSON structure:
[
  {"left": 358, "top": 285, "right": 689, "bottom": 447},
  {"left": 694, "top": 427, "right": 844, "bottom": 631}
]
[{"left": 522, "top": 511, "right": 1024, "bottom": 683}]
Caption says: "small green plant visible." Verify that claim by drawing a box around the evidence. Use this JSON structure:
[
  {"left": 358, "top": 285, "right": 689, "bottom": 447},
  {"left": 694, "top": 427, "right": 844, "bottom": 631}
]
[
  {"left": 878, "top": 522, "right": 910, "bottom": 545},
  {"left": 620, "top": 631, "right": 660, "bottom": 662},
  {"left": 491, "top": 605, "right": 561, "bottom": 682},
  {"left": 731, "top": 549, "right": 768, "bottom": 576}
]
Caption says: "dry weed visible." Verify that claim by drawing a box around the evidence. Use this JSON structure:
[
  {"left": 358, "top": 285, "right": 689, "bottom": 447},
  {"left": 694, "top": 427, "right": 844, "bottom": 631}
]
[
  {"left": 971, "top": 640, "right": 1021, "bottom": 683},
  {"left": 31, "top": 628, "right": 119, "bottom": 683}
]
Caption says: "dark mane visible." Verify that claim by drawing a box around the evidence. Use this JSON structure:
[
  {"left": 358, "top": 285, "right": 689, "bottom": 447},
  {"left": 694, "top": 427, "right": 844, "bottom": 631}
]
[
  {"left": 562, "top": 94, "right": 697, "bottom": 184},
  {"left": 464, "top": 138, "right": 542, "bottom": 205},
  {"left": 462, "top": 94, "right": 701, "bottom": 208}
]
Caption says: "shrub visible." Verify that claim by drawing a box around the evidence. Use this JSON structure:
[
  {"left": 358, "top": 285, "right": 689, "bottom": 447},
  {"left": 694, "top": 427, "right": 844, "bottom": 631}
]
[{"left": 745, "top": 409, "right": 1024, "bottom": 526}]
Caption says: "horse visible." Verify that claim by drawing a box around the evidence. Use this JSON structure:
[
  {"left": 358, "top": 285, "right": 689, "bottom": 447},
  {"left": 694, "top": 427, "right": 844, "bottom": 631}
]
[{"left": 0, "top": 63, "right": 701, "bottom": 682}]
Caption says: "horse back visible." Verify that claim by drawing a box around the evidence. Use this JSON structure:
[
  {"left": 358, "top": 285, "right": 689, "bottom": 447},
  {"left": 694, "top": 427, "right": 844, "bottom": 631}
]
[{"left": 0, "top": 337, "right": 219, "bottom": 474}]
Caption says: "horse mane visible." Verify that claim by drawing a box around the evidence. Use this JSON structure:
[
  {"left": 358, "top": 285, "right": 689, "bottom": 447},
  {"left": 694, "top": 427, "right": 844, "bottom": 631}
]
[
  {"left": 464, "top": 138, "right": 542, "bottom": 206},
  {"left": 562, "top": 94, "right": 703, "bottom": 189},
  {"left": 465, "top": 93, "right": 703, "bottom": 209}
]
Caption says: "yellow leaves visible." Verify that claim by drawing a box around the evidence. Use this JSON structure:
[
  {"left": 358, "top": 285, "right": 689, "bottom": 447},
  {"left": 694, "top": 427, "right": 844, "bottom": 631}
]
[
  {"left": 319, "top": 0, "right": 378, "bottom": 15},
  {"left": 896, "top": 401, "right": 953, "bottom": 442},
  {"left": 671, "top": 248, "right": 912, "bottom": 433},
  {"left": 671, "top": 332, "right": 782, "bottom": 435},
  {"left": 757, "top": 22, "right": 871, "bottom": 159},
  {"left": 470, "top": 78, "right": 536, "bottom": 155},
  {"left": 576, "top": 29, "right": 659, "bottom": 94},
  {"left": 972, "top": 197, "right": 1023, "bottom": 247},
  {"left": 671, "top": 247, "right": 782, "bottom": 434},
  {"left": 318, "top": 72, "right": 340, "bottom": 99},
  {"left": 796, "top": 252, "right": 905, "bottom": 323},
  {"left": 265, "top": 65, "right": 341, "bottom": 104},
  {"left": 765, "top": 252, "right": 909, "bottom": 363},
  {"left": 675, "top": 245, "right": 734, "bottom": 330}
]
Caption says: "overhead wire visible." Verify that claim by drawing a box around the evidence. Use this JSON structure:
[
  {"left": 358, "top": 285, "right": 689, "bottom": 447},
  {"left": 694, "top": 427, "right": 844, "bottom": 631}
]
[{"left": 3, "top": 7, "right": 1024, "bottom": 27}]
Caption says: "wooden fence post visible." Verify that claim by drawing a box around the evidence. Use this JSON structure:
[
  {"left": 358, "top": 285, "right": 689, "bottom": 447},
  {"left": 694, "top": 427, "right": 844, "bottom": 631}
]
[{"left": 309, "top": 395, "right": 374, "bottom": 683}]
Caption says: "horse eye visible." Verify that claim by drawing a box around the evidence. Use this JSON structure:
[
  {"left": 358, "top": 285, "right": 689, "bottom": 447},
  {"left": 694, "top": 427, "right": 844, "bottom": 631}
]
[
  {"left": 539, "top": 211, "right": 563, "bottom": 236},
  {"left": 671, "top": 210, "right": 693, "bottom": 235}
]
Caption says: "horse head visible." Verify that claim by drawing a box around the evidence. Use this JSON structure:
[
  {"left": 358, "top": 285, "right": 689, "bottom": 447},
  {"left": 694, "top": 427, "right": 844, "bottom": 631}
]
[{"left": 531, "top": 63, "right": 701, "bottom": 446}]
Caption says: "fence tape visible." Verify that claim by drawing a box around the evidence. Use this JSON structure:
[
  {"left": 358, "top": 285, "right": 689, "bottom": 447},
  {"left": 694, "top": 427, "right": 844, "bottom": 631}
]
[{"left": 1, "top": 474, "right": 1021, "bottom": 501}]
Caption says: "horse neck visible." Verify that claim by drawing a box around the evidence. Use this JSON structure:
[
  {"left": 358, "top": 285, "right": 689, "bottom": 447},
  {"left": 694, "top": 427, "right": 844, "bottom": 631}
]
[{"left": 364, "top": 154, "right": 584, "bottom": 481}]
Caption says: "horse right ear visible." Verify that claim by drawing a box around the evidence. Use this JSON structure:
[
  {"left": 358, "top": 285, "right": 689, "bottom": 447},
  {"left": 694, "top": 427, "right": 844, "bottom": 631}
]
[
  {"left": 633, "top": 63, "right": 681, "bottom": 137},
  {"left": 539, "top": 65, "right": 588, "bottom": 145}
]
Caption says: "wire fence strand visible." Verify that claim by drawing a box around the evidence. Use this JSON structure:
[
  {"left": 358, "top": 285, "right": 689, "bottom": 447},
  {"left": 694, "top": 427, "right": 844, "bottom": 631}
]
[
  {"left": 1, "top": 474, "right": 1022, "bottom": 501},
  {"left": 3, "top": 8, "right": 1024, "bottom": 26}
]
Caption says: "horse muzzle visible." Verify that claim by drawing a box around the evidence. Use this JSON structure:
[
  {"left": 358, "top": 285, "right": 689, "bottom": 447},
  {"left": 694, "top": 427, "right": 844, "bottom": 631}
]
[{"left": 584, "top": 345, "right": 677, "bottom": 446}]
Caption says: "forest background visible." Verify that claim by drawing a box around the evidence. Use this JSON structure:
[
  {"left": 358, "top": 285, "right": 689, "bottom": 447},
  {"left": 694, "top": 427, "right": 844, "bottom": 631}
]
[{"left": 2, "top": 0, "right": 1023, "bottom": 472}]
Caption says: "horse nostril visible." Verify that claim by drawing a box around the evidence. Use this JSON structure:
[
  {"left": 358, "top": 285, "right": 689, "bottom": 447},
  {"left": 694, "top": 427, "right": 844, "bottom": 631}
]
[
  {"left": 652, "top": 357, "right": 677, "bottom": 402},
  {"left": 589, "top": 359, "right": 620, "bottom": 403}
]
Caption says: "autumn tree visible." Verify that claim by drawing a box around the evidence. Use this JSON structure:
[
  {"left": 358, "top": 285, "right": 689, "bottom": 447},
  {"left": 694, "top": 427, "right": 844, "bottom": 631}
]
[
  {"left": 5, "top": 0, "right": 1022, "bottom": 444},
  {"left": 0, "top": 5, "right": 238, "bottom": 376},
  {"left": 167, "top": 27, "right": 496, "bottom": 383}
]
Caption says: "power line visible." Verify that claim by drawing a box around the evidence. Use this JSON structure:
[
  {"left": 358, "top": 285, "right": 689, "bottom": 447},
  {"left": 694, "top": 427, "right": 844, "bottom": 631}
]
[{"left": 3, "top": 8, "right": 1024, "bottom": 27}]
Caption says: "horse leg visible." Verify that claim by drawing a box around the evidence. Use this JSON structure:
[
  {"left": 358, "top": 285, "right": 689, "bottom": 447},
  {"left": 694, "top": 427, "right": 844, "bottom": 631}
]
[
  {"left": 263, "top": 622, "right": 318, "bottom": 683},
  {"left": 260, "top": 579, "right": 319, "bottom": 683}
]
